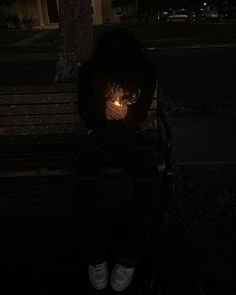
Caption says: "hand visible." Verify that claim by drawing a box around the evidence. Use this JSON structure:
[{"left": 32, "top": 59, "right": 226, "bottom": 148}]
[
  {"left": 105, "top": 99, "right": 128, "bottom": 121},
  {"left": 105, "top": 84, "right": 124, "bottom": 101}
]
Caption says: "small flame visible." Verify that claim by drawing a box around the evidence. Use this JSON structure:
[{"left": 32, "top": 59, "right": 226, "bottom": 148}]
[
  {"left": 114, "top": 97, "right": 122, "bottom": 106},
  {"left": 114, "top": 100, "right": 121, "bottom": 106}
]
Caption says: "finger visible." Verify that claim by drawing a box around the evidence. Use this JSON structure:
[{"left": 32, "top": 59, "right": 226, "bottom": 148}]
[
  {"left": 105, "top": 106, "right": 114, "bottom": 120},
  {"left": 109, "top": 111, "right": 123, "bottom": 120},
  {"left": 106, "top": 101, "right": 127, "bottom": 118},
  {"left": 122, "top": 99, "right": 128, "bottom": 106},
  {"left": 110, "top": 106, "right": 124, "bottom": 116},
  {"left": 110, "top": 109, "right": 126, "bottom": 120}
]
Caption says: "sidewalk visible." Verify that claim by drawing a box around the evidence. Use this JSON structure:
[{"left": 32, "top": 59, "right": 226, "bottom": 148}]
[
  {"left": 0, "top": 53, "right": 58, "bottom": 62},
  {"left": 13, "top": 29, "right": 50, "bottom": 46},
  {"left": 0, "top": 43, "right": 236, "bottom": 63},
  {"left": 1, "top": 25, "right": 236, "bottom": 57},
  {"left": 169, "top": 116, "right": 236, "bottom": 163},
  {"left": 1, "top": 42, "right": 236, "bottom": 63}
]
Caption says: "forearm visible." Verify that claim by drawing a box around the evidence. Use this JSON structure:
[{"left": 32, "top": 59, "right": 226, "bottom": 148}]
[
  {"left": 125, "top": 92, "right": 153, "bottom": 128},
  {"left": 78, "top": 100, "right": 107, "bottom": 130}
]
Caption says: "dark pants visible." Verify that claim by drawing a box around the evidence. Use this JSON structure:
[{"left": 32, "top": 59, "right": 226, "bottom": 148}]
[{"left": 77, "top": 121, "right": 161, "bottom": 267}]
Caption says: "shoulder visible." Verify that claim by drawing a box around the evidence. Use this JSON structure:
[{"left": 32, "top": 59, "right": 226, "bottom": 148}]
[
  {"left": 137, "top": 58, "right": 156, "bottom": 78},
  {"left": 138, "top": 60, "right": 156, "bottom": 88},
  {"left": 144, "top": 60, "right": 156, "bottom": 77},
  {"left": 78, "top": 59, "right": 94, "bottom": 77},
  {"left": 79, "top": 58, "right": 105, "bottom": 79},
  {"left": 77, "top": 59, "right": 103, "bottom": 89}
]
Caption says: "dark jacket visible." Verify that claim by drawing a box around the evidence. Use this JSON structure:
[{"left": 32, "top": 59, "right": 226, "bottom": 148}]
[{"left": 77, "top": 58, "right": 156, "bottom": 131}]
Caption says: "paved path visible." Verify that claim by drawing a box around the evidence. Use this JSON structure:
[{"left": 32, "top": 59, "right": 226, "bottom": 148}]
[
  {"left": 14, "top": 29, "right": 51, "bottom": 46},
  {"left": 169, "top": 117, "right": 236, "bottom": 163}
]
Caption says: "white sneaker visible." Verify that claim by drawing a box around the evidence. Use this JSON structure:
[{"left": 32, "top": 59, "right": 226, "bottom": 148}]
[
  {"left": 88, "top": 261, "right": 108, "bottom": 290},
  {"left": 110, "top": 263, "right": 135, "bottom": 291}
]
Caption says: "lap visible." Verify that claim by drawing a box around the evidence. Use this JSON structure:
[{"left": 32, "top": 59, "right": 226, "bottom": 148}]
[
  {"left": 123, "top": 146, "right": 159, "bottom": 180},
  {"left": 77, "top": 122, "right": 159, "bottom": 179}
]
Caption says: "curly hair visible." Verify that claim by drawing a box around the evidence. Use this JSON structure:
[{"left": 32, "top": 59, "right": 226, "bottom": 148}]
[{"left": 91, "top": 28, "right": 147, "bottom": 89}]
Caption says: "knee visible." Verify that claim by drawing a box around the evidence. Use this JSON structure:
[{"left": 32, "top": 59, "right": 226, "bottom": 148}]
[
  {"left": 124, "top": 147, "right": 159, "bottom": 180},
  {"left": 76, "top": 147, "right": 112, "bottom": 176}
]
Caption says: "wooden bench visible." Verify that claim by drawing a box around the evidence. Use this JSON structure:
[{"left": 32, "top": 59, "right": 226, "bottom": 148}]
[
  {"left": 0, "top": 81, "right": 172, "bottom": 178},
  {"left": 0, "top": 81, "right": 173, "bottom": 288},
  {"left": 0, "top": 86, "right": 206, "bottom": 294}
]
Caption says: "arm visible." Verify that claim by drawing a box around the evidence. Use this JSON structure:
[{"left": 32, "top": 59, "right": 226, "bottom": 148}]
[
  {"left": 125, "top": 62, "right": 157, "bottom": 129},
  {"left": 77, "top": 62, "right": 107, "bottom": 130}
]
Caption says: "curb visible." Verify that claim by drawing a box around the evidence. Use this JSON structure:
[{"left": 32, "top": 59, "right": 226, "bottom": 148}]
[
  {"left": 0, "top": 43, "right": 235, "bottom": 62},
  {"left": 145, "top": 43, "right": 236, "bottom": 51},
  {"left": 0, "top": 53, "right": 58, "bottom": 62}
]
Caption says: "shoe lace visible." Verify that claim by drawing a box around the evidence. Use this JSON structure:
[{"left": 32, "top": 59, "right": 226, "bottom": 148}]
[
  {"left": 118, "top": 264, "right": 134, "bottom": 275},
  {"left": 94, "top": 263, "right": 106, "bottom": 273}
]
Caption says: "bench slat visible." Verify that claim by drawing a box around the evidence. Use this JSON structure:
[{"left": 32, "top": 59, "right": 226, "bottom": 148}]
[
  {"left": 141, "top": 121, "right": 157, "bottom": 130},
  {"left": 0, "top": 105, "right": 156, "bottom": 118},
  {"left": 0, "top": 123, "right": 158, "bottom": 136},
  {"left": 0, "top": 103, "right": 78, "bottom": 116},
  {"left": 0, "top": 111, "right": 156, "bottom": 133},
  {"left": 0, "top": 94, "right": 156, "bottom": 107},
  {"left": 0, "top": 134, "right": 81, "bottom": 146},
  {"left": 0, "top": 114, "right": 80, "bottom": 126},
  {"left": 0, "top": 115, "right": 157, "bottom": 135},
  {"left": 0, "top": 93, "right": 77, "bottom": 105},
  {"left": 146, "top": 109, "right": 157, "bottom": 121},
  {"left": 150, "top": 98, "right": 157, "bottom": 110},
  {"left": 0, "top": 82, "right": 168, "bottom": 178},
  {"left": 0, "top": 84, "right": 76, "bottom": 95},
  {"left": 0, "top": 125, "right": 84, "bottom": 136}
]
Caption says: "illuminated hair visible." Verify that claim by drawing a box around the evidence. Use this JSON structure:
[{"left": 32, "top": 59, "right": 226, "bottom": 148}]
[
  {"left": 93, "top": 28, "right": 144, "bottom": 66},
  {"left": 92, "top": 28, "right": 146, "bottom": 87}
]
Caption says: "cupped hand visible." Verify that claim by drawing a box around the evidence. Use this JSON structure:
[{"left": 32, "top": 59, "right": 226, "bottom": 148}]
[{"left": 105, "top": 100, "right": 128, "bottom": 121}]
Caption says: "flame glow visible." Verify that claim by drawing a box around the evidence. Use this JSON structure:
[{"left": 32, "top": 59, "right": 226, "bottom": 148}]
[{"left": 114, "top": 100, "right": 122, "bottom": 106}]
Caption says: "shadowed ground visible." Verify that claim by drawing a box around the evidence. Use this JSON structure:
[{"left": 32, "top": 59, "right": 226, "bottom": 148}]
[{"left": 0, "top": 163, "right": 235, "bottom": 294}]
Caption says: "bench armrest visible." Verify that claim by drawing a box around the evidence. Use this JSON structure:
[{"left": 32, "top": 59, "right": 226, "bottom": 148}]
[{"left": 156, "top": 79, "right": 172, "bottom": 175}]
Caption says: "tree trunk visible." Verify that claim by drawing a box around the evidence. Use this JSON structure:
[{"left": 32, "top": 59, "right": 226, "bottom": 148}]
[
  {"left": 187, "top": 6, "right": 194, "bottom": 23},
  {"left": 0, "top": 2, "right": 7, "bottom": 29},
  {"left": 55, "top": 0, "right": 93, "bottom": 83}
]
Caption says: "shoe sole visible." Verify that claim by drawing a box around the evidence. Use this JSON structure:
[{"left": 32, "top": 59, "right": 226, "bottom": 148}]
[
  {"left": 110, "top": 278, "right": 132, "bottom": 292},
  {"left": 89, "top": 278, "right": 108, "bottom": 290},
  {"left": 88, "top": 263, "right": 108, "bottom": 290}
]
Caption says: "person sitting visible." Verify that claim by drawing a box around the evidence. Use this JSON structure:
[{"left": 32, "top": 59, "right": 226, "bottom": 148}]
[{"left": 77, "top": 28, "right": 161, "bottom": 292}]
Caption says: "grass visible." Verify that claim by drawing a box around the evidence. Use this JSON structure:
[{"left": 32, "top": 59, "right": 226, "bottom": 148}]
[
  {"left": 25, "top": 22, "right": 236, "bottom": 46},
  {"left": 171, "top": 163, "right": 236, "bottom": 237},
  {"left": 164, "top": 91, "right": 236, "bottom": 117},
  {"left": 0, "top": 44, "right": 58, "bottom": 54},
  {"left": 162, "top": 79, "right": 236, "bottom": 117},
  {"left": 93, "top": 23, "right": 236, "bottom": 42},
  {"left": 170, "top": 164, "right": 236, "bottom": 293}
]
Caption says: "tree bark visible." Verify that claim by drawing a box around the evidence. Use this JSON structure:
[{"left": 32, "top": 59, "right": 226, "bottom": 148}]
[
  {"left": 187, "top": 5, "right": 194, "bottom": 23},
  {"left": 55, "top": 0, "right": 93, "bottom": 83}
]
